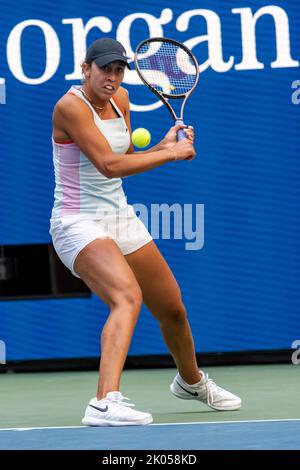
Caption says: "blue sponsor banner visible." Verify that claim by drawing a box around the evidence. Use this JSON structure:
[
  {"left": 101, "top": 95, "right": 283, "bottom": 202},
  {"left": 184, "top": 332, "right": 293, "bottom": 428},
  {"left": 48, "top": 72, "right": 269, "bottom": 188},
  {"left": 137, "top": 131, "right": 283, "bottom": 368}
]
[{"left": 0, "top": 1, "right": 299, "bottom": 359}]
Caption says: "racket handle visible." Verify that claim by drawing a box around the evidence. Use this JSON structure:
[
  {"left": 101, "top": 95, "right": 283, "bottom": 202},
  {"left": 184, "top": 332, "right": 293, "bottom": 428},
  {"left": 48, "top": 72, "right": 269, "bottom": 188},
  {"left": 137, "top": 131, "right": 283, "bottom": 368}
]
[{"left": 175, "top": 119, "right": 187, "bottom": 141}]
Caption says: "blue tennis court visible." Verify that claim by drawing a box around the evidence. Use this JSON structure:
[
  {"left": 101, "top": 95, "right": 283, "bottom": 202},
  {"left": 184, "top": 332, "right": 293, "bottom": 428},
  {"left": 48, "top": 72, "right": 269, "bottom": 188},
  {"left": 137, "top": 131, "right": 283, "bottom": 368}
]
[
  {"left": 1, "top": 420, "right": 300, "bottom": 450},
  {"left": 1, "top": 366, "right": 299, "bottom": 450}
]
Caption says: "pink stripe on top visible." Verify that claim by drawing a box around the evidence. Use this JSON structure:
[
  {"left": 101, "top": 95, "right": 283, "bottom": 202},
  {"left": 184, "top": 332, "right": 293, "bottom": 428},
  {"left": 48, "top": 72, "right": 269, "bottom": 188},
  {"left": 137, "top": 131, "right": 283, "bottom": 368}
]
[
  {"left": 53, "top": 139, "right": 81, "bottom": 217},
  {"left": 50, "top": 86, "right": 130, "bottom": 221}
]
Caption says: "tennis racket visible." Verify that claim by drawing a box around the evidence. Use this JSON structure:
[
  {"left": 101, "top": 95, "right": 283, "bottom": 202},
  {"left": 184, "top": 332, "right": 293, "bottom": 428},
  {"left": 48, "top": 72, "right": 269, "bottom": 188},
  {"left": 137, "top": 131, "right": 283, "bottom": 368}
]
[{"left": 134, "top": 37, "right": 199, "bottom": 141}]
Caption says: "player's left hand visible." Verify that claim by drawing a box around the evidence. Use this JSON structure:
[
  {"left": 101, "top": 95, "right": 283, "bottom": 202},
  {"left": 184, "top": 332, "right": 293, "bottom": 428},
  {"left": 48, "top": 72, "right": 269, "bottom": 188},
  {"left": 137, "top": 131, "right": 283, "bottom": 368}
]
[
  {"left": 162, "top": 124, "right": 194, "bottom": 148},
  {"left": 184, "top": 126, "right": 194, "bottom": 143}
]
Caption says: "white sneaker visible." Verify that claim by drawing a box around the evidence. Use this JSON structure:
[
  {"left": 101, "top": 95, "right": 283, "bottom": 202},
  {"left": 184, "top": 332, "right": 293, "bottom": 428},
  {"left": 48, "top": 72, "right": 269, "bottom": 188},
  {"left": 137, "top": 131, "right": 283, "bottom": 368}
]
[
  {"left": 82, "top": 391, "right": 153, "bottom": 426},
  {"left": 170, "top": 370, "right": 242, "bottom": 411}
]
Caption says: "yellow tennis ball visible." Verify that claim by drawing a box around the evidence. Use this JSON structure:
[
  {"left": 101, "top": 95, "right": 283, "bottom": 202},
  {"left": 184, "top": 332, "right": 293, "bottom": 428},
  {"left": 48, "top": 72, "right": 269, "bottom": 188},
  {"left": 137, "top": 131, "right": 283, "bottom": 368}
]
[
  {"left": 169, "top": 85, "right": 175, "bottom": 91},
  {"left": 132, "top": 128, "right": 151, "bottom": 148}
]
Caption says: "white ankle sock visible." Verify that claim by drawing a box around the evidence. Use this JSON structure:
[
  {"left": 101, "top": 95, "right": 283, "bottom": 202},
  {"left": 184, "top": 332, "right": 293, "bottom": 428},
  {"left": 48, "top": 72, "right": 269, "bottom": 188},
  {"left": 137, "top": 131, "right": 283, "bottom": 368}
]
[{"left": 181, "top": 371, "right": 206, "bottom": 388}]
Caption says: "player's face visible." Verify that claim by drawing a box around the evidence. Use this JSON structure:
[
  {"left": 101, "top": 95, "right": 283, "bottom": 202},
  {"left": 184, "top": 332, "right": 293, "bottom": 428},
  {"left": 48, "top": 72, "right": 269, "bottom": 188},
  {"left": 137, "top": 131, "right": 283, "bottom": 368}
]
[{"left": 89, "top": 61, "right": 126, "bottom": 100}]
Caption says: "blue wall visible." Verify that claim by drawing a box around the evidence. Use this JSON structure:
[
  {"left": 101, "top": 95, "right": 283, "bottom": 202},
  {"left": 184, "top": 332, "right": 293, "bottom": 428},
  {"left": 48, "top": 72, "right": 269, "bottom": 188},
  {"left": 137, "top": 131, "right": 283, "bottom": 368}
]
[{"left": 0, "top": 0, "right": 299, "bottom": 360}]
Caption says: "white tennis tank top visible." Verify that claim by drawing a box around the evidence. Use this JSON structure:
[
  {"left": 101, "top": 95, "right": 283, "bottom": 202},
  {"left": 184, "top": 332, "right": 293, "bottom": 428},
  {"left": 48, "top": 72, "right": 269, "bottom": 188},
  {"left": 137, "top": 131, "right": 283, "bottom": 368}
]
[{"left": 50, "top": 85, "right": 130, "bottom": 220}]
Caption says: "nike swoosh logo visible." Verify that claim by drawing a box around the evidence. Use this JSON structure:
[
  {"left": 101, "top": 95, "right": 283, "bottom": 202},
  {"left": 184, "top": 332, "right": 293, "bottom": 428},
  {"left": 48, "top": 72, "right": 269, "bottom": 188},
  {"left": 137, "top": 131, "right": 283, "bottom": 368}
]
[
  {"left": 176, "top": 380, "right": 198, "bottom": 396},
  {"left": 89, "top": 404, "right": 108, "bottom": 413}
]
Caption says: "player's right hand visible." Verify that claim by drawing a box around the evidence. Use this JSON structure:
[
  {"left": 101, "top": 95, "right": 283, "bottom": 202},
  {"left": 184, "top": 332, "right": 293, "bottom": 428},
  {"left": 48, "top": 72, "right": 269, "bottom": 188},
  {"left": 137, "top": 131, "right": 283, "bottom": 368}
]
[{"left": 171, "top": 138, "right": 196, "bottom": 161}]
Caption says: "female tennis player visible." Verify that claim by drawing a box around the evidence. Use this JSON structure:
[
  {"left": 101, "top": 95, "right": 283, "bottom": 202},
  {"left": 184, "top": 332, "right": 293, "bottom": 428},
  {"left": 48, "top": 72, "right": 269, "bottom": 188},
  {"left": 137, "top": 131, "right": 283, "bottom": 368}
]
[{"left": 50, "top": 38, "right": 241, "bottom": 426}]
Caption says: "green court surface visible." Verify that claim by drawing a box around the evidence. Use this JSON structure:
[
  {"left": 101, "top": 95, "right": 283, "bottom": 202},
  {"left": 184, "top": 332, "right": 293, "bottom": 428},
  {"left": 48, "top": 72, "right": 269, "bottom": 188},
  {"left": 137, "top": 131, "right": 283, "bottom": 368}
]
[{"left": 0, "top": 364, "right": 299, "bottom": 429}]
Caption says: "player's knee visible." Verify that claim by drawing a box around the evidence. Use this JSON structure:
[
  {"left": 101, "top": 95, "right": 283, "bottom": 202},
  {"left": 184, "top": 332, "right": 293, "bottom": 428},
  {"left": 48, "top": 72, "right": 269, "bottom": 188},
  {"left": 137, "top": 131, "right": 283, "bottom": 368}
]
[
  {"left": 124, "top": 287, "right": 143, "bottom": 313},
  {"left": 163, "top": 301, "right": 187, "bottom": 326},
  {"left": 112, "top": 283, "right": 143, "bottom": 314}
]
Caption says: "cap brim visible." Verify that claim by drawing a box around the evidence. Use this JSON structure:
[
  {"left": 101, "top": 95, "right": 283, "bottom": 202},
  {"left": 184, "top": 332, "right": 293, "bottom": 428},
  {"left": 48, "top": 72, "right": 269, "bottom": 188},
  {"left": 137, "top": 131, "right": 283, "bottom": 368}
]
[{"left": 94, "top": 53, "right": 131, "bottom": 69}]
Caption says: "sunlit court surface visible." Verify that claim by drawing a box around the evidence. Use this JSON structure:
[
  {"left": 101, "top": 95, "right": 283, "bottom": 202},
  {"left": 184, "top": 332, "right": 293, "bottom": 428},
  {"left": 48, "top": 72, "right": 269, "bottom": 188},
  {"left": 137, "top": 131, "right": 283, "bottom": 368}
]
[{"left": 0, "top": 365, "right": 300, "bottom": 450}]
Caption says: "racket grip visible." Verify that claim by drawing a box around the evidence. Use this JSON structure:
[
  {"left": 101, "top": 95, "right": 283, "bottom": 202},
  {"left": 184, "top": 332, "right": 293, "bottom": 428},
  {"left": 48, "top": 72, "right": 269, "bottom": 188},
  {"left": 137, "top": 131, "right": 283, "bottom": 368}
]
[{"left": 175, "top": 119, "right": 187, "bottom": 141}]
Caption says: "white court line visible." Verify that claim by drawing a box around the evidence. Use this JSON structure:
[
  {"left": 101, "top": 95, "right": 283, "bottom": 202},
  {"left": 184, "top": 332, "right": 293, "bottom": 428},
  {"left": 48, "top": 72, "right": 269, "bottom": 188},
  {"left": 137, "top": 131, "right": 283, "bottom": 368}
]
[
  {"left": 0, "top": 418, "right": 300, "bottom": 431},
  {"left": 151, "top": 418, "right": 300, "bottom": 426}
]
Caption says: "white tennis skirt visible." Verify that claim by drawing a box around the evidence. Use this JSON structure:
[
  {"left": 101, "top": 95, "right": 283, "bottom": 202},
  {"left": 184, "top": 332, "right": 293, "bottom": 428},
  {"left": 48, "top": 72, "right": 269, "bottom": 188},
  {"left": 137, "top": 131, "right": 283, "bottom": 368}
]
[{"left": 49, "top": 205, "right": 152, "bottom": 278}]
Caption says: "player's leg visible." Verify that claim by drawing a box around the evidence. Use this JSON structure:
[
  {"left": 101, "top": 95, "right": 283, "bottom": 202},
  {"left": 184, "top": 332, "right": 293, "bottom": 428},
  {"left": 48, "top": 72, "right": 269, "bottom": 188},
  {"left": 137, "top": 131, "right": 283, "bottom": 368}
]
[
  {"left": 74, "top": 238, "right": 143, "bottom": 399},
  {"left": 125, "top": 240, "right": 242, "bottom": 411},
  {"left": 125, "top": 240, "right": 201, "bottom": 385}
]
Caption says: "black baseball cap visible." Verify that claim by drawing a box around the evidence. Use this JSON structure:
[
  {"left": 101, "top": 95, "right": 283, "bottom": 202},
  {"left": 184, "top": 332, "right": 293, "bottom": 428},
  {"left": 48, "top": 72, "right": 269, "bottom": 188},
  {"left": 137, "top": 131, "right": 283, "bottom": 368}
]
[{"left": 85, "top": 38, "right": 131, "bottom": 69}]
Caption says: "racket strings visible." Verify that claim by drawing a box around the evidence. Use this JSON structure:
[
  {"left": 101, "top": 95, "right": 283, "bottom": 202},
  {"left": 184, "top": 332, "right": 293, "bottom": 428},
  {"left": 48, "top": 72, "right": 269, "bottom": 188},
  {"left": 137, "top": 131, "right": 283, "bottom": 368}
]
[{"left": 136, "top": 41, "right": 197, "bottom": 96}]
